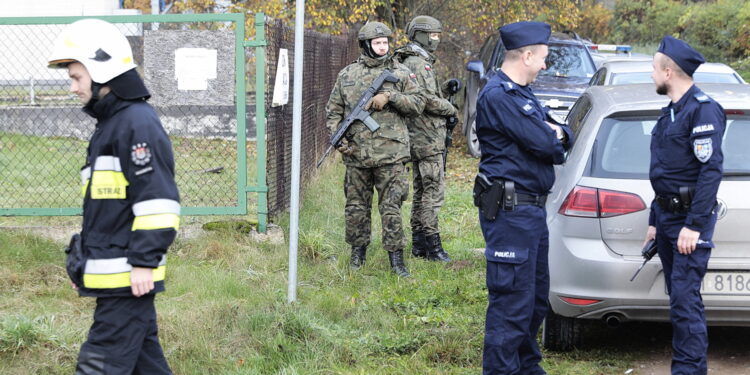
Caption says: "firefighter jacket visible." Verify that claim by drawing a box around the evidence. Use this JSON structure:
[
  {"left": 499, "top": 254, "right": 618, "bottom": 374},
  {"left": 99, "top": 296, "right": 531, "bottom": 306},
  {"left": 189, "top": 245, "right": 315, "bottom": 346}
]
[{"left": 78, "top": 93, "right": 180, "bottom": 298}]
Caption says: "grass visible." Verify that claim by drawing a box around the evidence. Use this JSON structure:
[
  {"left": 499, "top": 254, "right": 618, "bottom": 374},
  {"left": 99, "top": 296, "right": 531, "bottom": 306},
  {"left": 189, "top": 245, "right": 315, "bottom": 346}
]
[
  {"left": 0, "top": 132, "right": 258, "bottom": 213},
  {"left": 0, "top": 143, "right": 646, "bottom": 374}
]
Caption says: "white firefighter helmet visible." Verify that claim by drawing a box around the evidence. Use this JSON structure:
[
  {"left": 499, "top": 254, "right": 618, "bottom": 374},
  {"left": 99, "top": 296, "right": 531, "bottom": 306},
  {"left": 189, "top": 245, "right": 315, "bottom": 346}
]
[{"left": 48, "top": 18, "right": 137, "bottom": 84}]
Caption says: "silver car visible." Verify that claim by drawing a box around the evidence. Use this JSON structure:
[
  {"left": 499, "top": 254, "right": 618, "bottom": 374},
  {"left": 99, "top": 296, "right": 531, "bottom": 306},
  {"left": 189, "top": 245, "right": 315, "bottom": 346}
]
[
  {"left": 589, "top": 60, "right": 746, "bottom": 86},
  {"left": 542, "top": 83, "right": 750, "bottom": 350}
]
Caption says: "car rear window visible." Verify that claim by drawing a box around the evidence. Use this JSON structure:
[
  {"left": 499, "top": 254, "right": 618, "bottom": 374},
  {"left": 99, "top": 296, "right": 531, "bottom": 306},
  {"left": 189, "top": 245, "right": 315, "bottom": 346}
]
[
  {"left": 610, "top": 72, "right": 651, "bottom": 85},
  {"left": 693, "top": 72, "right": 742, "bottom": 84},
  {"left": 589, "top": 116, "right": 750, "bottom": 179},
  {"left": 611, "top": 72, "right": 742, "bottom": 85}
]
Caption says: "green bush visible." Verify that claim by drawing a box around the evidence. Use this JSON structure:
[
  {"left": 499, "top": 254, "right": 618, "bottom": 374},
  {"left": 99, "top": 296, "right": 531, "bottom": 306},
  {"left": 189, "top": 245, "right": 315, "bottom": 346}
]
[{"left": 611, "top": 0, "right": 750, "bottom": 64}]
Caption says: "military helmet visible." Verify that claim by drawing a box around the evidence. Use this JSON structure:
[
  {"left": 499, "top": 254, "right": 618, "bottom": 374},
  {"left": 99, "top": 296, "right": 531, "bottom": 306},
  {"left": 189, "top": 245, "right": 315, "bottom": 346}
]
[
  {"left": 407, "top": 16, "right": 442, "bottom": 39},
  {"left": 358, "top": 22, "right": 392, "bottom": 41}
]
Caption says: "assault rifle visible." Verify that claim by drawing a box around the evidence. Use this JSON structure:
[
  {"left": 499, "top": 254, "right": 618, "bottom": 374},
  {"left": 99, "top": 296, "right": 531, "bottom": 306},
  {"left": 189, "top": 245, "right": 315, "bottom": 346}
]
[
  {"left": 316, "top": 69, "right": 400, "bottom": 168},
  {"left": 443, "top": 78, "right": 462, "bottom": 171}
]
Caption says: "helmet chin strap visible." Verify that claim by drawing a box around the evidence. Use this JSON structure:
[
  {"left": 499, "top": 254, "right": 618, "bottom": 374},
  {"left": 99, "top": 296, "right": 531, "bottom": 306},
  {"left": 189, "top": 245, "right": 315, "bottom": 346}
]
[{"left": 83, "top": 82, "right": 104, "bottom": 111}]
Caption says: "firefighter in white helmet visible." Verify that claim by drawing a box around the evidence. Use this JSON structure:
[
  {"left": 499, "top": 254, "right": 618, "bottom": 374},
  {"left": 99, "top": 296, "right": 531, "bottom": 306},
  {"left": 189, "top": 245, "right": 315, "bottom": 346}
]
[{"left": 49, "top": 18, "right": 178, "bottom": 374}]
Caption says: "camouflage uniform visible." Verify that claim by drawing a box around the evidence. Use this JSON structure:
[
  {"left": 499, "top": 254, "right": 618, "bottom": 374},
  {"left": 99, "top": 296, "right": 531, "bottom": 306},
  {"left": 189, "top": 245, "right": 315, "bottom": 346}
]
[
  {"left": 395, "top": 16, "right": 457, "bottom": 261},
  {"left": 325, "top": 45, "right": 425, "bottom": 257}
]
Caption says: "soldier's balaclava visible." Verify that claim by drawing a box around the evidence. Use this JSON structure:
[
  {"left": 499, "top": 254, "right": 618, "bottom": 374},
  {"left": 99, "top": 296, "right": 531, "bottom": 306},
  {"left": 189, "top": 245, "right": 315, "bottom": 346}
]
[{"left": 413, "top": 31, "right": 439, "bottom": 52}]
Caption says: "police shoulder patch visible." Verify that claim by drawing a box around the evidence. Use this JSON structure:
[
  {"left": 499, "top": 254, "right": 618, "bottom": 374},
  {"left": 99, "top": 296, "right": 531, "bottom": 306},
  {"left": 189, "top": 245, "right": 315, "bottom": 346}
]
[
  {"left": 425, "top": 65, "right": 432, "bottom": 71},
  {"left": 409, "top": 73, "right": 417, "bottom": 80},
  {"left": 693, "top": 138, "right": 713, "bottom": 163},
  {"left": 131, "top": 142, "right": 152, "bottom": 166},
  {"left": 694, "top": 93, "right": 709, "bottom": 103}
]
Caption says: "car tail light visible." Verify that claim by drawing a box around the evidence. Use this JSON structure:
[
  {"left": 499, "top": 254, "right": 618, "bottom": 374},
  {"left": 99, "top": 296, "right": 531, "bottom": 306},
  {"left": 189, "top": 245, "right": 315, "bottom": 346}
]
[
  {"left": 598, "top": 188, "right": 646, "bottom": 217},
  {"left": 725, "top": 110, "right": 745, "bottom": 115},
  {"left": 559, "top": 186, "right": 645, "bottom": 218},
  {"left": 558, "top": 186, "right": 598, "bottom": 217},
  {"left": 559, "top": 296, "right": 602, "bottom": 306}
]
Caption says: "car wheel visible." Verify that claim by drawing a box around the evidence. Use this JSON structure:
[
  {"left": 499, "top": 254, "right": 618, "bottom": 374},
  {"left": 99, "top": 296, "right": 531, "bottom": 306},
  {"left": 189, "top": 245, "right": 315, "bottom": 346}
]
[
  {"left": 466, "top": 113, "right": 481, "bottom": 158},
  {"left": 542, "top": 309, "right": 582, "bottom": 351}
]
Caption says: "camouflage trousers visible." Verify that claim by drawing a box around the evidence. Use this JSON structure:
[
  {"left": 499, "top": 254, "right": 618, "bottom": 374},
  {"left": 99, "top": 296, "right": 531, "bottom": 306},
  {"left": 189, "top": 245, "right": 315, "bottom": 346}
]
[
  {"left": 344, "top": 163, "right": 409, "bottom": 252},
  {"left": 410, "top": 154, "right": 445, "bottom": 235}
]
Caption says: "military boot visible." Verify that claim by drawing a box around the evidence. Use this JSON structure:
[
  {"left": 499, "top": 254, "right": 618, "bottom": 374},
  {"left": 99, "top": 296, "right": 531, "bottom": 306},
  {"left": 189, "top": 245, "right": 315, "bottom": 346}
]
[
  {"left": 411, "top": 230, "right": 428, "bottom": 258},
  {"left": 350, "top": 246, "right": 367, "bottom": 269},
  {"left": 425, "top": 233, "right": 451, "bottom": 262},
  {"left": 388, "top": 250, "right": 411, "bottom": 277}
]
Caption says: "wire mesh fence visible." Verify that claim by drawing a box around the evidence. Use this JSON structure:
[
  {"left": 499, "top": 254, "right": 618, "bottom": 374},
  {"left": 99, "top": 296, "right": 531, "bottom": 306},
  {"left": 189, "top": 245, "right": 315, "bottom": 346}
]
[
  {"left": 265, "top": 20, "right": 358, "bottom": 216},
  {"left": 0, "top": 14, "right": 257, "bottom": 216}
]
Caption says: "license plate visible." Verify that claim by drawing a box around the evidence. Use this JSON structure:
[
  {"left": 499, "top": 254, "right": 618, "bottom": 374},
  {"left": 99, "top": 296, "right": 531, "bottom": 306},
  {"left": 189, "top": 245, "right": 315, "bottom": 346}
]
[{"left": 701, "top": 271, "right": 750, "bottom": 295}]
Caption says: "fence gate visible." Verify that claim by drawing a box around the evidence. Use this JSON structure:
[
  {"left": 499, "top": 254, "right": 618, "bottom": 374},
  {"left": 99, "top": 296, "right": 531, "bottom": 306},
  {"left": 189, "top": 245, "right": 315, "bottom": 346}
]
[{"left": 0, "top": 13, "right": 268, "bottom": 232}]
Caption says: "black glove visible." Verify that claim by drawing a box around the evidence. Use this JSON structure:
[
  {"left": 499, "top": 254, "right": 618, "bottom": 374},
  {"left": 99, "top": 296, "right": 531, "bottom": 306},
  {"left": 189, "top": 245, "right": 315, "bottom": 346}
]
[{"left": 445, "top": 78, "right": 462, "bottom": 95}]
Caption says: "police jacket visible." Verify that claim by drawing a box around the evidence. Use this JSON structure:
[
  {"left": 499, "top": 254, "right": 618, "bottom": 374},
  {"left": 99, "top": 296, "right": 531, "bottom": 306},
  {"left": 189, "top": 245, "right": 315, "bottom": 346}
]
[
  {"left": 476, "top": 70, "right": 574, "bottom": 195},
  {"left": 78, "top": 93, "right": 180, "bottom": 298},
  {"left": 649, "top": 85, "right": 726, "bottom": 232},
  {"left": 325, "top": 54, "right": 426, "bottom": 168},
  {"left": 395, "top": 43, "right": 457, "bottom": 160}
]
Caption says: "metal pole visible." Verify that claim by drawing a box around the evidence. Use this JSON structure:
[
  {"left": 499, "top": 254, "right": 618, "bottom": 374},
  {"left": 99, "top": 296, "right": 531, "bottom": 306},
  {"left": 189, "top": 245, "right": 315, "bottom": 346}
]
[
  {"left": 151, "top": 0, "right": 159, "bottom": 29},
  {"left": 287, "top": 0, "right": 305, "bottom": 303}
]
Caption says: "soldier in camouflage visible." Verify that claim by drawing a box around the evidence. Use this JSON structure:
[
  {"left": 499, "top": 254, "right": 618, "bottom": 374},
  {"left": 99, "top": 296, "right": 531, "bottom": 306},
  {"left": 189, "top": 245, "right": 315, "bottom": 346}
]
[
  {"left": 325, "top": 22, "right": 426, "bottom": 277},
  {"left": 395, "top": 15, "right": 458, "bottom": 262}
]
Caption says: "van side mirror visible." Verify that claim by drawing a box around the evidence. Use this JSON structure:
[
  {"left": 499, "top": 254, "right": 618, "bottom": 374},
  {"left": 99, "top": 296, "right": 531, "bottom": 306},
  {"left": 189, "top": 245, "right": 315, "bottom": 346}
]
[{"left": 466, "top": 60, "right": 485, "bottom": 80}]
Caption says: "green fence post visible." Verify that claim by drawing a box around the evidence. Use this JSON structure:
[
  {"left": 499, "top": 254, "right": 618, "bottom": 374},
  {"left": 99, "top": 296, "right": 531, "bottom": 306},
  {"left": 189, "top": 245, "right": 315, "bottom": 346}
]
[
  {"left": 234, "top": 12, "right": 249, "bottom": 218},
  {"left": 252, "top": 13, "right": 268, "bottom": 233}
]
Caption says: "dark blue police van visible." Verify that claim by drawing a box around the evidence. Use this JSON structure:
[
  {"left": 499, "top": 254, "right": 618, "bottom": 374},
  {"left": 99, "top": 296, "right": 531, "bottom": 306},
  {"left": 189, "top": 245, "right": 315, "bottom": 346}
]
[{"left": 463, "top": 31, "right": 597, "bottom": 157}]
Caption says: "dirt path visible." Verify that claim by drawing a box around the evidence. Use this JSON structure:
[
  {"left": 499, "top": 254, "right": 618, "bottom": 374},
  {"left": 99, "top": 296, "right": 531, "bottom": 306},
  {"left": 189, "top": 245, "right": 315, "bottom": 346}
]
[{"left": 583, "top": 322, "right": 750, "bottom": 374}]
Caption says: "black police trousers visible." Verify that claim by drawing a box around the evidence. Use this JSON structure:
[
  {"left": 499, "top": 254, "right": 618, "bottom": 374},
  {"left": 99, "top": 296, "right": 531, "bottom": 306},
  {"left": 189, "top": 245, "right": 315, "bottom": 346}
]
[{"left": 76, "top": 295, "right": 172, "bottom": 375}]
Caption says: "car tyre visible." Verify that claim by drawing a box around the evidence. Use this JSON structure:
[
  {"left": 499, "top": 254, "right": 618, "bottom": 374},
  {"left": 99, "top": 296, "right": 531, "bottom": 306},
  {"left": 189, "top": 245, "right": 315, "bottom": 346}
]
[
  {"left": 466, "top": 113, "right": 481, "bottom": 158},
  {"left": 542, "top": 309, "right": 582, "bottom": 351}
]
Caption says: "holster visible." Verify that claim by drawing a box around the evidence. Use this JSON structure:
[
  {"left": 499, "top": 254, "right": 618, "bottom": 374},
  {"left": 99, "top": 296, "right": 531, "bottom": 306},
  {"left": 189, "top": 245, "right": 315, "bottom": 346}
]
[
  {"left": 473, "top": 173, "right": 503, "bottom": 220},
  {"left": 679, "top": 186, "right": 694, "bottom": 213},
  {"left": 64, "top": 233, "right": 85, "bottom": 288}
]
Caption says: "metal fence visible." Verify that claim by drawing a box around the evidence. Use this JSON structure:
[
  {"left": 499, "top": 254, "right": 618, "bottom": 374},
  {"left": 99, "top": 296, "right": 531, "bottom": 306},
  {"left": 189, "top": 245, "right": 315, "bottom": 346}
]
[
  {"left": 265, "top": 20, "right": 358, "bottom": 215},
  {"left": 0, "top": 13, "right": 270, "bottom": 231}
]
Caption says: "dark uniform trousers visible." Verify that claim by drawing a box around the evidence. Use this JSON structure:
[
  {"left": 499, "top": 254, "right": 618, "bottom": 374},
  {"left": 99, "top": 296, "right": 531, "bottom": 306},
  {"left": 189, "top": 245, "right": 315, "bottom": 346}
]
[
  {"left": 76, "top": 295, "right": 171, "bottom": 375},
  {"left": 654, "top": 204, "right": 716, "bottom": 375},
  {"left": 480, "top": 205, "right": 549, "bottom": 375}
]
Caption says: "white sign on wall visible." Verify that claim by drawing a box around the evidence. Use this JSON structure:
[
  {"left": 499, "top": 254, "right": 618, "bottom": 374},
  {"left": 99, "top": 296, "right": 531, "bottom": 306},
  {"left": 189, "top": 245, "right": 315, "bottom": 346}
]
[
  {"left": 174, "top": 47, "right": 217, "bottom": 90},
  {"left": 272, "top": 48, "right": 289, "bottom": 107}
]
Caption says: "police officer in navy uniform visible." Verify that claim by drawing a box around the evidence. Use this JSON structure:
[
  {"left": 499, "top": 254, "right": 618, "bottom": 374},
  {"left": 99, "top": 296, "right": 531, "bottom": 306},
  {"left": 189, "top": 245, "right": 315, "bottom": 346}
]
[
  {"left": 473, "top": 21, "right": 573, "bottom": 374},
  {"left": 48, "top": 19, "right": 178, "bottom": 374},
  {"left": 643, "top": 36, "right": 725, "bottom": 375}
]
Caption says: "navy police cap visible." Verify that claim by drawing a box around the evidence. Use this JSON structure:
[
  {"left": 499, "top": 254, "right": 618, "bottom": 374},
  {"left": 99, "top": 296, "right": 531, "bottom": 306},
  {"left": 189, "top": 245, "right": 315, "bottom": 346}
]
[
  {"left": 500, "top": 21, "right": 551, "bottom": 50},
  {"left": 657, "top": 35, "right": 705, "bottom": 77}
]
